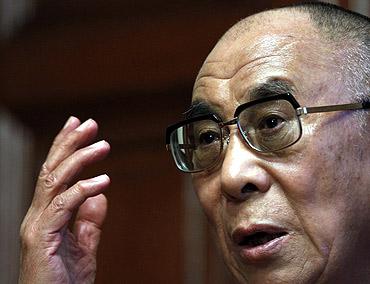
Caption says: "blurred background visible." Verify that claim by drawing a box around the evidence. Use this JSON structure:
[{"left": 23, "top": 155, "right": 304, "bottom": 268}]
[{"left": 0, "top": 0, "right": 368, "bottom": 283}]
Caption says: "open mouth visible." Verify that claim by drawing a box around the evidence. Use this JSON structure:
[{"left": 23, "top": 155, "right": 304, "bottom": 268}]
[
  {"left": 237, "top": 231, "right": 288, "bottom": 248},
  {"left": 232, "top": 226, "right": 289, "bottom": 261}
]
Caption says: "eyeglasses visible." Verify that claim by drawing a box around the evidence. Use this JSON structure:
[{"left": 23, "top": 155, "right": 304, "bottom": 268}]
[{"left": 165, "top": 93, "right": 370, "bottom": 173}]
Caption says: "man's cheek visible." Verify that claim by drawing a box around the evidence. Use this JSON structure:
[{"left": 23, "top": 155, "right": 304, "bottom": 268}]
[{"left": 192, "top": 178, "right": 222, "bottom": 225}]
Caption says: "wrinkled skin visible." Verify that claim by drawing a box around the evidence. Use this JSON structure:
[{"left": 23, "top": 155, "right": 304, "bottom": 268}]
[
  {"left": 191, "top": 11, "right": 370, "bottom": 283},
  {"left": 19, "top": 117, "right": 110, "bottom": 283}
]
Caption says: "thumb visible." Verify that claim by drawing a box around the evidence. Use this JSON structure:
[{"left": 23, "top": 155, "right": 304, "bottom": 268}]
[{"left": 74, "top": 194, "right": 108, "bottom": 254}]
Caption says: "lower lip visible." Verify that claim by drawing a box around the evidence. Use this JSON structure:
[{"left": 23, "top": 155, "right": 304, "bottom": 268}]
[{"left": 238, "top": 234, "right": 289, "bottom": 263}]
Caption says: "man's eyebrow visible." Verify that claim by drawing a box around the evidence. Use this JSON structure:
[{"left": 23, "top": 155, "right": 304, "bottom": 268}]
[
  {"left": 183, "top": 101, "right": 216, "bottom": 119},
  {"left": 249, "top": 79, "right": 295, "bottom": 101},
  {"left": 183, "top": 80, "right": 294, "bottom": 119}
]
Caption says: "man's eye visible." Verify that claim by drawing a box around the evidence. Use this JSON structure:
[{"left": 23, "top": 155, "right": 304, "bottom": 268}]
[
  {"left": 198, "top": 131, "right": 220, "bottom": 145},
  {"left": 259, "top": 115, "right": 285, "bottom": 130}
]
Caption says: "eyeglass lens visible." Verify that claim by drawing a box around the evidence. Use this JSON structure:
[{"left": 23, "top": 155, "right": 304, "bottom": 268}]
[
  {"left": 238, "top": 99, "right": 301, "bottom": 152},
  {"left": 169, "top": 99, "right": 301, "bottom": 172},
  {"left": 169, "top": 119, "right": 223, "bottom": 172}
]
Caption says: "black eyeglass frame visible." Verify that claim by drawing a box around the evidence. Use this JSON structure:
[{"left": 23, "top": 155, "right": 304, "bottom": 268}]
[{"left": 165, "top": 92, "right": 370, "bottom": 172}]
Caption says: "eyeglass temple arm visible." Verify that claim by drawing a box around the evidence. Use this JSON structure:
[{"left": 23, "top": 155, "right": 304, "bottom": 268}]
[{"left": 297, "top": 102, "right": 370, "bottom": 116}]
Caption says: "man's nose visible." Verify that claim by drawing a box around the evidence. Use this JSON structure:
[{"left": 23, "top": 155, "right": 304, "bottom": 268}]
[{"left": 220, "top": 132, "right": 271, "bottom": 201}]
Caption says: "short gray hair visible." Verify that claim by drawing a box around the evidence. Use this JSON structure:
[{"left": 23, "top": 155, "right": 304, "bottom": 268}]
[{"left": 285, "top": 2, "right": 369, "bottom": 128}]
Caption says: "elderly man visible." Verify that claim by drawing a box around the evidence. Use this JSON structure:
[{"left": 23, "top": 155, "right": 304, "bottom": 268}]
[{"left": 20, "top": 2, "right": 369, "bottom": 283}]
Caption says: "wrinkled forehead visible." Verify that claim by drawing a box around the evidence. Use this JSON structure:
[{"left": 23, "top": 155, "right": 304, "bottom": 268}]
[{"left": 192, "top": 12, "right": 336, "bottom": 118}]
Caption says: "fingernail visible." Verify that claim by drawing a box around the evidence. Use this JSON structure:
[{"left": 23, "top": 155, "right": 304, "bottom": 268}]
[
  {"left": 63, "top": 116, "right": 75, "bottom": 129},
  {"left": 76, "top": 119, "right": 93, "bottom": 132},
  {"left": 89, "top": 174, "right": 110, "bottom": 184},
  {"left": 90, "top": 140, "right": 108, "bottom": 149}
]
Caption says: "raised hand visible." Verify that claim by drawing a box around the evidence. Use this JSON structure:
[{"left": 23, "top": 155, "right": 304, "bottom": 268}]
[{"left": 19, "top": 117, "right": 110, "bottom": 283}]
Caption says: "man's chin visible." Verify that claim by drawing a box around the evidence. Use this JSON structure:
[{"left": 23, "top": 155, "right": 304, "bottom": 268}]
[{"left": 227, "top": 262, "right": 323, "bottom": 284}]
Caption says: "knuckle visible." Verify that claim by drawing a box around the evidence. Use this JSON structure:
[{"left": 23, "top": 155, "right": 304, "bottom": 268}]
[
  {"left": 74, "top": 181, "right": 86, "bottom": 196},
  {"left": 71, "top": 182, "right": 90, "bottom": 201},
  {"left": 57, "top": 140, "right": 71, "bottom": 152},
  {"left": 76, "top": 150, "right": 90, "bottom": 166},
  {"left": 51, "top": 195, "right": 66, "bottom": 212},
  {"left": 43, "top": 172, "right": 57, "bottom": 189},
  {"left": 52, "top": 135, "right": 77, "bottom": 155},
  {"left": 38, "top": 163, "right": 50, "bottom": 178},
  {"left": 58, "top": 136, "right": 78, "bottom": 152}
]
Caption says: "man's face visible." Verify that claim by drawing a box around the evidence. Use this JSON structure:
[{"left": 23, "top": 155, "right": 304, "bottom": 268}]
[{"left": 191, "top": 12, "right": 370, "bottom": 283}]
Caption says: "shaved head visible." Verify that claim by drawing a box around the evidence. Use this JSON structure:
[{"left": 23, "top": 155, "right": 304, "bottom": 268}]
[{"left": 212, "top": 2, "right": 369, "bottom": 127}]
